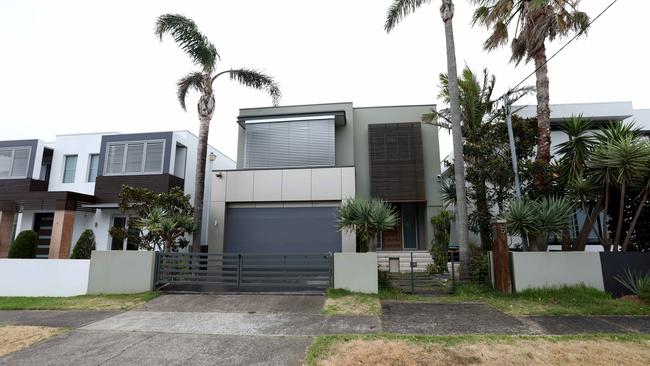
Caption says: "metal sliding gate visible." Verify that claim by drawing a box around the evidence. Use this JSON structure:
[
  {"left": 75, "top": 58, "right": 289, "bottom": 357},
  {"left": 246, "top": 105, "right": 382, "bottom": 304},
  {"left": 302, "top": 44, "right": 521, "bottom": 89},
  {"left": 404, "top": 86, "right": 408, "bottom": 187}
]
[{"left": 155, "top": 252, "right": 333, "bottom": 292}]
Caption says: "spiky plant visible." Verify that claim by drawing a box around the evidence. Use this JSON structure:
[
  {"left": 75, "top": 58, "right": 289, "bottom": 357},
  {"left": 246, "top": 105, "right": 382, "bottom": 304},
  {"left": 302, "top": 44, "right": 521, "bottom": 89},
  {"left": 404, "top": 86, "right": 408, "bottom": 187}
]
[
  {"left": 337, "top": 198, "right": 399, "bottom": 252},
  {"left": 470, "top": 0, "right": 590, "bottom": 190},
  {"left": 504, "top": 196, "right": 573, "bottom": 250},
  {"left": 137, "top": 206, "right": 196, "bottom": 252},
  {"left": 155, "top": 14, "right": 281, "bottom": 252},
  {"left": 614, "top": 268, "right": 650, "bottom": 301}
]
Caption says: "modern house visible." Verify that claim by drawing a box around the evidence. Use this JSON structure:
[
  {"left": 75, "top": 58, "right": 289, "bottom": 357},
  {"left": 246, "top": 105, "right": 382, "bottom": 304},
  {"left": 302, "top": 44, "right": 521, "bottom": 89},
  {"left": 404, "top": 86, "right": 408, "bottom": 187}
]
[
  {"left": 515, "top": 101, "right": 649, "bottom": 251},
  {"left": 207, "top": 102, "right": 445, "bottom": 270},
  {"left": 0, "top": 131, "right": 234, "bottom": 258}
]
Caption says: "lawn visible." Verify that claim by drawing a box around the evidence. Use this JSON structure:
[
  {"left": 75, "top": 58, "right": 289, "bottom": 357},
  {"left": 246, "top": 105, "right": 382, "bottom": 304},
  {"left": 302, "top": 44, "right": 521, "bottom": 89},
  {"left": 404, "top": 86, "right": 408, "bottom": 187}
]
[
  {"left": 0, "top": 292, "right": 159, "bottom": 311},
  {"left": 379, "top": 284, "right": 650, "bottom": 316},
  {"left": 322, "top": 289, "right": 381, "bottom": 316},
  {"left": 305, "top": 334, "right": 650, "bottom": 366},
  {"left": 0, "top": 325, "right": 65, "bottom": 357}
]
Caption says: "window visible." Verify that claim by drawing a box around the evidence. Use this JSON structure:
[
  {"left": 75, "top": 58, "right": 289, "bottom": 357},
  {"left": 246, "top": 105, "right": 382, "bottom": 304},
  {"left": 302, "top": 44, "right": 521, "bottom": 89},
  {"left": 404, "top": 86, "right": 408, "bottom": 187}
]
[
  {"left": 87, "top": 154, "right": 99, "bottom": 182},
  {"left": 104, "top": 140, "right": 165, "bottom": 175},
  {"left": 62, "top": 155, "right": 77, "bottom": 183},
  {"left": 244, "top": 117, "right": 335, "bottom": 168},
  {"left": 0, "top": 147, "right": 31, "bottom": 179}
]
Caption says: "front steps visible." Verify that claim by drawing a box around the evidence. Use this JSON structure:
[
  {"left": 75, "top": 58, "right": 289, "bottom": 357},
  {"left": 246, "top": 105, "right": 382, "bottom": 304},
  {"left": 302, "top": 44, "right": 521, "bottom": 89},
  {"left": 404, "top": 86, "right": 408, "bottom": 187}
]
[{"left": 377, "top": 251, "right": 434, "bottom": 273}]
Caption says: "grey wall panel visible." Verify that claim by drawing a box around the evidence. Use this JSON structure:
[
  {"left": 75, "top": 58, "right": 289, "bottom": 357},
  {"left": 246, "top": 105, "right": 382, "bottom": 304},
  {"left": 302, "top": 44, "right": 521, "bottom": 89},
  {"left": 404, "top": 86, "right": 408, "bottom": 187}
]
[{"left": 224, "top": 207, "right": 342, "bottom": 253}]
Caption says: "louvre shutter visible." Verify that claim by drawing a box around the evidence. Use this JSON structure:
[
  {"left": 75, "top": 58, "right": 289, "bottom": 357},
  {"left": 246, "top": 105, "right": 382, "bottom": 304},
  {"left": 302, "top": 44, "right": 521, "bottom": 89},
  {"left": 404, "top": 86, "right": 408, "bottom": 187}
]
[
  {"left": 125, "top": 143, "right": 144, "bottom": 173},
  {"left": 11, "top": 148, "right": 30, "bottom": 177},
  {"left": 244, "top": 118, "right": 335, "bottom": 168},
  {"left": 106, "top": 144, "right": 125, "bottom": 174},
  {"left": 0, "top": 150, "right": 13, "bottom": 177},
  {"left": 144, "top": 141, "right": 164, "bottom": 173}
]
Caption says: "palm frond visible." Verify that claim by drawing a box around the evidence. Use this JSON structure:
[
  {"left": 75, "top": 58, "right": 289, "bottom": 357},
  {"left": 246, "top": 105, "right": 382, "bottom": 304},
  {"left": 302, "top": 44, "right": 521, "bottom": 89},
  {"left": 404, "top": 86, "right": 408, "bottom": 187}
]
[
  {"left": 217, "top": 69, "right": 281, "bottom": 106},
  {"left": 155, "top": 14, "right": 219, "bottom": 71},
  {"left": 176, "top": 72, "right": 204, "bottom": 111},
  {"left": 385, "top": 0, "right": 431, "bottom": 32}
]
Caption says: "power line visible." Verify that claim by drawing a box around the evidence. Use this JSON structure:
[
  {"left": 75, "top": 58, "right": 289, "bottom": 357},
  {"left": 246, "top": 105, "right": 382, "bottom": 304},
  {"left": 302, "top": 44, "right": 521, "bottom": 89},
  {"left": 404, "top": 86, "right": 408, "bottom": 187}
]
[{"left": 505, "top": 0, "right": 619, "bottom": 97}]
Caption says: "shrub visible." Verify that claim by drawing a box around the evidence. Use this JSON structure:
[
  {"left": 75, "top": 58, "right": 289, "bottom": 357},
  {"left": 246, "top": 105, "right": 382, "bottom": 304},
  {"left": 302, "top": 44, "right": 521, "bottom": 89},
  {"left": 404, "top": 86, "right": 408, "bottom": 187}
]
[
  {"left": 378, "top": 270, "right": 391, "bottom": 289},
  {"left": 615, "top": 268, "right": 650, "bottom": 302},
  {"left": 70, "top": 229, "right": 96, "bottom": 259},
  {"left": 468, "top": 246, "right": 489, "bottom": 283},
  {"left": 8, "top": 230, "right": 38, "bottom": 258}
]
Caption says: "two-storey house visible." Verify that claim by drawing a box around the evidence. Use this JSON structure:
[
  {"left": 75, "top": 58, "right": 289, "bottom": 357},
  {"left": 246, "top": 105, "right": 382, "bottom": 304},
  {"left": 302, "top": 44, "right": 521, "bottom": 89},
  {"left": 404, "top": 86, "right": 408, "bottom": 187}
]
[
  {"left": 207, "top": 102, "right": 445, "bottom": 269},
  {"left": 0, "top": 131, "right": 234, "bottom": 258}
]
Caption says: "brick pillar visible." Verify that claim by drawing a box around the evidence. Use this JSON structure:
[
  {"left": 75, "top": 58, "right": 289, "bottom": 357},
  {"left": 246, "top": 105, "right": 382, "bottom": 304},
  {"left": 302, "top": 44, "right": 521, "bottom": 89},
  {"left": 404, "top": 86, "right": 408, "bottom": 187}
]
[
  {"left": 0, "top": 206, "right": 16, "bottom": 258},
  {"left": 491, "top": 220, "right": 512, "bottom": 294},
  {"left": 49, "top": 201, "right": 76, "bottom": 259}
]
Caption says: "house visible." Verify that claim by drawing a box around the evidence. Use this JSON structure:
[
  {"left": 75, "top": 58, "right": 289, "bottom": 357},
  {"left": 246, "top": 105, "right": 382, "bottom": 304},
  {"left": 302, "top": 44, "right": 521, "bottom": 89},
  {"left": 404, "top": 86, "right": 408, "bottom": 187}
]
[
  {"left": 207, "top": 102, "right": 445, "bottom": 270},
  {"left": 0, "top": 131, "right": 234, "bottom": 258}
]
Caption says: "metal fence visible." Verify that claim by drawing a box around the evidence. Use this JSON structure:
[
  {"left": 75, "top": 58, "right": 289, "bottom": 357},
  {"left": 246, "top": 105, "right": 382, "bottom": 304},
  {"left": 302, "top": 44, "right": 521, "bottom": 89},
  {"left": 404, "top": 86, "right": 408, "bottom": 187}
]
[
  {"left": 380, "top": 249, "right": 458, "bottom": 295},
  {"left": 155, "top": 252, "right": 333, "bottom": 292}
]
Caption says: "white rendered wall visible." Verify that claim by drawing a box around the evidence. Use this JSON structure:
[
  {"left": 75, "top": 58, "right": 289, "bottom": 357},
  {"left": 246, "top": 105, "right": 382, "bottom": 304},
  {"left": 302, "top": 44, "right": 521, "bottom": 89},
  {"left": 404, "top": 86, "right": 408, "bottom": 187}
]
[
  {"left": 510, "top": 252, "right": 605, "bottom": 292},
  {"left": 334, "top": 253, "right": 378, "bottom": 294},
  {"left": 0, "top": 259, "right": 90, "bottom": 296},
  {"left": 48, "top": 133, "right": 106, "bottom": 195}
]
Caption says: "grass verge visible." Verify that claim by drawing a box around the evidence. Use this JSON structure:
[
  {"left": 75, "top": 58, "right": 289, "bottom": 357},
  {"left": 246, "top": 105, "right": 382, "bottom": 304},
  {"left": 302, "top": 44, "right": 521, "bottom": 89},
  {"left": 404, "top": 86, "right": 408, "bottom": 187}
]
[
  {"left": 379, "top": 284, "right": 650, "bottom": 316},
  {"left": 322, "top": 289, "right": 381, "bottom": 316},
  {"left": 0, "top": 325, "right": 66, "bottom": 357},
  {"left": 0, "top": 292, "right": 159, "bottom": 311},
  {"left": 305, "top": 333, "right": 650, "bottom": 366}
]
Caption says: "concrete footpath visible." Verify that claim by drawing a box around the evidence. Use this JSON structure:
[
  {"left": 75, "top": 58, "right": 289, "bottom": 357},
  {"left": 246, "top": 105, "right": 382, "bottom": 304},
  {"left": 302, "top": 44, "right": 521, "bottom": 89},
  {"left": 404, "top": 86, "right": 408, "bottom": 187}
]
[{"left": 2, "top": 295, "right": 650, "bottom": 365}]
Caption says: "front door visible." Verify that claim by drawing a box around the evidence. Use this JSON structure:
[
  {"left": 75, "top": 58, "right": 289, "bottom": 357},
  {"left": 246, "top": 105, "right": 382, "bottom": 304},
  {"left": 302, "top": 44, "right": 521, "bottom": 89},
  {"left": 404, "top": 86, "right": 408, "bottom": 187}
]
[
  {"left": 402, "top": 203, "right": 418, "bottom": 249},
  {"left": 111, "top": 217, "right": 127, "bottom": 250},
  {"left": 33, "top": 213, "right": 54, "bottom": 258}
]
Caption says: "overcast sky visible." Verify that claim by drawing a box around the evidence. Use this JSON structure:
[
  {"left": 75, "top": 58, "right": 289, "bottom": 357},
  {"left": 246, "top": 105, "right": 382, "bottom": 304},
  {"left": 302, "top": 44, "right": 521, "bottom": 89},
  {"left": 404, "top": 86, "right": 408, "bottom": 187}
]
[{"left": 1, "top": 0, "right": 647, "bottom": 160}]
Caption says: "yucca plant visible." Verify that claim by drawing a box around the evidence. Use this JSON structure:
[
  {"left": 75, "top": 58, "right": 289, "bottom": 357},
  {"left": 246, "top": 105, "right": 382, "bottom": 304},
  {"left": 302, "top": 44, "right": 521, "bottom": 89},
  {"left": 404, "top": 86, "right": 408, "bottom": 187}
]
[
  {"left": 614, "top": 268, "right": 650, "bottom": 302},
  {"left": 337, "top": 198, "right": 399, "bottom": 252},
  {"left": 137, "top": 206, "right": 196, "bottom": 252},
  {"left": 504, "top": 196, "right": 573, "bottom": 251},
  {"left": 155, "top": 14, "right": 280, "bottom": 252}
]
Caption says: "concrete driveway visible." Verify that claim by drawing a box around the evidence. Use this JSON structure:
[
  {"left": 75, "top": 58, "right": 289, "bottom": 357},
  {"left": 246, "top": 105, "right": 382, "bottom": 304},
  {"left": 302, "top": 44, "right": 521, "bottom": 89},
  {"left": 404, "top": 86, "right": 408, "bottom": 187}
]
[{"left": 1, "top": 294, "right": 379, "bottom": 366}]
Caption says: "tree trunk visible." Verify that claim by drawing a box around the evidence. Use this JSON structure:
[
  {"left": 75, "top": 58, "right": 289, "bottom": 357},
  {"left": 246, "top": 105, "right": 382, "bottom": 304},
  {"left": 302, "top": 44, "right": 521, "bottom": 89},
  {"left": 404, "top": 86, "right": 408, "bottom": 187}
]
[
  {"left": 192, "top": 91, "right": 215, "bottom": 253},
  {"left": 621, "top": 189, "right": 648, "bottom": 251},
  {"left": 602, "top": 186, "right": 612, "bottom": 251},
  {"left": 613, "top": 182, "right": 626, "bottom": 250},
  {"left": 575, "top": 199, "right": 603, "bottom": 251},
  {"left": 475, "top": 175, "right": 491, "bottom": 250},
  {"left": 533, "top": 48, "right": 551, "bottom": 191},
  {"left": 440, "top": 0, "right": 470, "bottom": 279}
]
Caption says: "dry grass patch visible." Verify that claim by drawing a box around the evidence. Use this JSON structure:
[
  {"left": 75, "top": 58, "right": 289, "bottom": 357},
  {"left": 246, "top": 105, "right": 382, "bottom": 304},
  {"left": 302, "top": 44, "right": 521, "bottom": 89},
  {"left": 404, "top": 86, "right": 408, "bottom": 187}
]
[
  {"left": 0, "top": 292, "right": 159, "bottom": 311},
  {"left": 309, "top": 336, "right": 650, "bottom": 366},
  {"left": 0, "top": 326, "right": 63, "bottom": 357},
  {"left": 322, "top": 289, "right": 380, "bottom": 316}
]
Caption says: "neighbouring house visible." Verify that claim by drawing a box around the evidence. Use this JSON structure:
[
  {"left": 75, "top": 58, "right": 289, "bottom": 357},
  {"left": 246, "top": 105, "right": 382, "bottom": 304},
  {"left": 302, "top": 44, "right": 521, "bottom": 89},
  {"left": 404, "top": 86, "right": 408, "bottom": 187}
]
[
  {"left": 208, "top": 102, "right": 445, "bottom": 271},
  {"left": 515, "top": 101, "right": 650, "bottom": 251},
  {"left": 0, "top": 131, "right": 234, "bottom": 258}
]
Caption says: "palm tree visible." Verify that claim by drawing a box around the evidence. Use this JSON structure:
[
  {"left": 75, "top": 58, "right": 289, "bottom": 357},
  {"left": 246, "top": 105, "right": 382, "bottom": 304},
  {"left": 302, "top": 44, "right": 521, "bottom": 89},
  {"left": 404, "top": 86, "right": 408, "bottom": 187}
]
[
  {"left": 385, "top": 0, "right": 470, "bottom": 277},
  {"left": 504, "top": 196, "right": 574, "bottom": 251},
  {"left": 470, "top": 0, "right": 589, "bottom": 187},
  {"left": 155, "top": 14, "right": 281, "bottom": 252}
]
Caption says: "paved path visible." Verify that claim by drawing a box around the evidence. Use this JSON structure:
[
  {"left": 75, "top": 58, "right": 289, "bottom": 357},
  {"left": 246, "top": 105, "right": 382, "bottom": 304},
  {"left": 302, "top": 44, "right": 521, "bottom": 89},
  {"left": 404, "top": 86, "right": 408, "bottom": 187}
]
[
  {"left": 0, "top": 310, "right": 121, "bottom": 328},
  {"left": 381, "top": 301, "right": 650, "bottom": 335},
  {"left": 0, "top": 331, "right": 311, "bottom": 366}
]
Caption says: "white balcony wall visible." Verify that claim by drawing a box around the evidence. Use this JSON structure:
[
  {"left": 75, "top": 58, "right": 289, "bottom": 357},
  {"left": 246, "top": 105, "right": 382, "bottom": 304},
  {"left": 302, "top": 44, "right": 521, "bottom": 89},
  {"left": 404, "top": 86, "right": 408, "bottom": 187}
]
[{"left": 48, "top": 133, "right": 108, "bottom": 195}]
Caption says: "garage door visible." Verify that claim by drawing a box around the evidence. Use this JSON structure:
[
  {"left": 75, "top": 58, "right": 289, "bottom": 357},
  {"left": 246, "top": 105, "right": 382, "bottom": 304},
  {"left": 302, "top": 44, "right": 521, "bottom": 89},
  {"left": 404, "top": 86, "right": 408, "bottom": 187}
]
[{"left": 224, "top": 207, "right": 342, "bottom": 253}]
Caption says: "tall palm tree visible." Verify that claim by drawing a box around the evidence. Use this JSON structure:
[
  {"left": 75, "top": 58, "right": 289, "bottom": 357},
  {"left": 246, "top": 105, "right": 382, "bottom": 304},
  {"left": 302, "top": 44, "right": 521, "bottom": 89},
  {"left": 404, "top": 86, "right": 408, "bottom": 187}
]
[
  {"left": 155, "top": 14, "right": 281, "bottom": 252},
  {"left": 470, "top": 0, "right": 589, "bottom": 188},
  {"left": 386, "top": 0, "right": 469, "bottom": 276}
]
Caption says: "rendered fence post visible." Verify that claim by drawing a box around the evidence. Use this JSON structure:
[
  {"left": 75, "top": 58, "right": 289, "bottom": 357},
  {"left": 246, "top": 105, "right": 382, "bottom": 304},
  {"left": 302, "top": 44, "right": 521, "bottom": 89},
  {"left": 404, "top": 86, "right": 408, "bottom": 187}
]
[{"left": 491, "top": 220, "right": 512, "bottom": 294}]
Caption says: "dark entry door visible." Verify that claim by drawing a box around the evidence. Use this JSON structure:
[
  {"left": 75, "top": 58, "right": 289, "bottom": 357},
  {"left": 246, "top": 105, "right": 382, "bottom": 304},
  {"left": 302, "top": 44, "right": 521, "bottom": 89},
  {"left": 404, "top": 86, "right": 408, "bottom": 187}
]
[
  {"left": 224, "top": 207, "right": 342, "bottom": 253},
  {"left": 33, "top": 213, "right": 54, "bottom": 258}
]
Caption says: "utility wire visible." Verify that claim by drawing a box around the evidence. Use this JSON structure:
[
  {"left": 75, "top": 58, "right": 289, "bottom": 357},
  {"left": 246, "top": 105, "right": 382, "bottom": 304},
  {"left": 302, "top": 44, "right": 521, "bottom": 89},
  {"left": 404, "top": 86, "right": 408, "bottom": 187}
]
[{"left": 505, "top": 0, "right": 619, "bottom": 97}]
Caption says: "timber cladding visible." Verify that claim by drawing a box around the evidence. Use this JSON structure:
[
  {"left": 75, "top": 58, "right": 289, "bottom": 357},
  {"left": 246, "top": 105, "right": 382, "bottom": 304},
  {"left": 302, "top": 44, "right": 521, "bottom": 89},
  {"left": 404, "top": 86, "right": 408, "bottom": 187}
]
[
  {"left": 94, "top": 174, "right": 184, "bottom": 203},
  {"left": 368, "top": 122, "right": 425, "bottom": 201}
]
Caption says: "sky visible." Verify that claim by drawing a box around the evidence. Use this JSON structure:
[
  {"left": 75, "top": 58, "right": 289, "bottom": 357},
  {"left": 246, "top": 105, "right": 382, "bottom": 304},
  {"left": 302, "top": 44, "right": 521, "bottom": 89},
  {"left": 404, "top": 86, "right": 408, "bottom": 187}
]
[{"left": 0, "top": 0, "right": 647, "bottom": 160}]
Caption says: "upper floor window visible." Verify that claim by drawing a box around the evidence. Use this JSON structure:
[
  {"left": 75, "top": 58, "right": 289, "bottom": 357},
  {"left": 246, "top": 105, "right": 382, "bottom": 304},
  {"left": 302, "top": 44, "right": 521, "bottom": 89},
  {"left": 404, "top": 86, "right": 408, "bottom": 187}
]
[
  {"left": 0, "top": 147, "right": 31, "bottom": 179},
  {"left": 244, "top": 116, "right": 335, "bottom": 168},
  {"left": 105, "top": 140, "right": 164, "bottom": 175},
  {"left": 87, "top": 154, "right": 99, "bottom": 182},
  {"left": 63, "top": 155, "right": 78, "bottom": 183}
]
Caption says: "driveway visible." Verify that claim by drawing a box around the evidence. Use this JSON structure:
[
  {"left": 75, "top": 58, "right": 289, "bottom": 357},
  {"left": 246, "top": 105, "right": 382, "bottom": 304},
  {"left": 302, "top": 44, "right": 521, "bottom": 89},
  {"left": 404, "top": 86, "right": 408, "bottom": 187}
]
[{"left": 0, "top": 294, "right": 379, "bottom": 366}]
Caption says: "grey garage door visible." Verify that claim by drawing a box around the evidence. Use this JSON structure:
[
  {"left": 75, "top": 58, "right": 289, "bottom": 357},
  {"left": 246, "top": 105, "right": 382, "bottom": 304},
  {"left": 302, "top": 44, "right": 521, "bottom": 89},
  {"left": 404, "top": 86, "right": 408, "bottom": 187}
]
[{"left": 224, "top": 207, "right": 342, "bottom": 253}]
